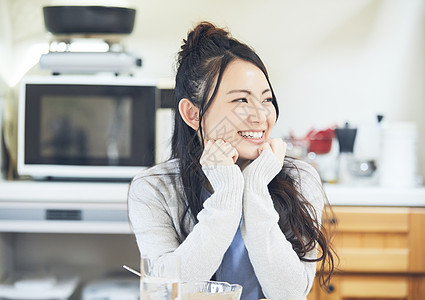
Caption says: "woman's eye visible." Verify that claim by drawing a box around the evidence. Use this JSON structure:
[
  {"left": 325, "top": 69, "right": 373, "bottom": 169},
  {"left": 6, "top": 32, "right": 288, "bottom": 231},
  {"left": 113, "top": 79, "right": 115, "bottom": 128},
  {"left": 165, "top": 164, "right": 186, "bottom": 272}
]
[
  {"left": 263, "top": 98, "right": 273, "bottom": 103},
  {"left": 232, "top": 98, "right": 248, "bottom": 103}
]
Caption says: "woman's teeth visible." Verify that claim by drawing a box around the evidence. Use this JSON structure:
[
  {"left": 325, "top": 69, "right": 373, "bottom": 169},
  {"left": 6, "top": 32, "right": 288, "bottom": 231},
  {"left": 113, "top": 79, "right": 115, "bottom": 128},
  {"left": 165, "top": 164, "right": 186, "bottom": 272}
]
[{"left": 238, "top": 131, "right": 264, "bottom": 139}]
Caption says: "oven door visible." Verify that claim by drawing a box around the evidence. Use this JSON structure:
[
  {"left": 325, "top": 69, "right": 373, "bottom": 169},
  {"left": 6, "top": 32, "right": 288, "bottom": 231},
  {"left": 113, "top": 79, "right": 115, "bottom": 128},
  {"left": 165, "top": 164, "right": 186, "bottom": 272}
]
[{"left": 17, "top": 76, "right": 157, "bottom": 179}]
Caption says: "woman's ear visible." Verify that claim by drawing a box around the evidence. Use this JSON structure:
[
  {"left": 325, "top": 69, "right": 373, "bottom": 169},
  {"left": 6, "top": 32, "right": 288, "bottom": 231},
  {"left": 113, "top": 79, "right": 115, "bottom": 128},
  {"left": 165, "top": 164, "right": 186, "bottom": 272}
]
[{"left": 179, "top": 98, "right": 200, "bottom": 130}]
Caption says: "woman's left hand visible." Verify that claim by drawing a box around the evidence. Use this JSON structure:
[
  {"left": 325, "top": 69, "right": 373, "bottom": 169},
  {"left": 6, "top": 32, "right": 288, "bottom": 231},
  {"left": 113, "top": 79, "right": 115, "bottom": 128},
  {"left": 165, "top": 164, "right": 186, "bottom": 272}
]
[
  {"left": 242, "top": 138, "right": 286, "bottom": 186},
  {"left": 258, "top": 138, "right": 287, "bottom": 168}
]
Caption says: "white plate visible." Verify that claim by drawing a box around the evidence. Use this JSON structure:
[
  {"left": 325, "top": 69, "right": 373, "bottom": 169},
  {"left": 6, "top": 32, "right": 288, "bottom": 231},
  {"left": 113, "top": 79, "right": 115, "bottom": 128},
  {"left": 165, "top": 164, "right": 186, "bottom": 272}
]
[{"left": 0, "top": 276, "right": 78, "bottom": 299}]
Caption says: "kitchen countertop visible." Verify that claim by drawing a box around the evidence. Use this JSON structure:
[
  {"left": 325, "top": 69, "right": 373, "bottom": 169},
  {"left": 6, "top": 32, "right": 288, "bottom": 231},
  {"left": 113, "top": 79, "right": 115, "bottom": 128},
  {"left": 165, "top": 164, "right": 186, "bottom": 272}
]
[
  {"left": 324, "top": 184, "right": 425, "bottom": 207},
  {"left": 0, "top": 180, "right": 131, "bottom": 233},
  {"left": 0, "top": 180, "right": 130, "bottom": 203},
  {"left": 0, "top": 180, "right": 424, "bottom": 233},
  {"left": 0, "top": 180, "right": 424, "bottom": 207}
]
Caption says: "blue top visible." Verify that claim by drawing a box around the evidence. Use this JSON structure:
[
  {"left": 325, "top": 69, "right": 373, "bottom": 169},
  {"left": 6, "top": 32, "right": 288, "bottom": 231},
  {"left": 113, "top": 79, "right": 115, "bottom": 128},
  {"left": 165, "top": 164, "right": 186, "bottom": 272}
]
[{"left": 201, "top": 188, "right": 265, "bottom": 300}]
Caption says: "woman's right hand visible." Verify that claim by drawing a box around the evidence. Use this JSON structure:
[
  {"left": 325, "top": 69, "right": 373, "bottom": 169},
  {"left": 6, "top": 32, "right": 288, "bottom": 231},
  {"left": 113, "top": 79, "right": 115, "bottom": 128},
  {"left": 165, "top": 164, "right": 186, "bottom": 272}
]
[{"left": 200, "top": 139, "right": 239, "bottom": 167}]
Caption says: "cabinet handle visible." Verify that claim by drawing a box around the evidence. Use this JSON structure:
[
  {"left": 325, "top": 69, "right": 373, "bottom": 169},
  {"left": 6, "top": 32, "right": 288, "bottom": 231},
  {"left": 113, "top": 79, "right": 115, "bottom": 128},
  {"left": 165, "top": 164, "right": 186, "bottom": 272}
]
[
  {"left": 326, "top": 284, "right": 335, "bottom": 293},
  {"left": 324, "top": 217, "right": 338, "bottom": 224}
]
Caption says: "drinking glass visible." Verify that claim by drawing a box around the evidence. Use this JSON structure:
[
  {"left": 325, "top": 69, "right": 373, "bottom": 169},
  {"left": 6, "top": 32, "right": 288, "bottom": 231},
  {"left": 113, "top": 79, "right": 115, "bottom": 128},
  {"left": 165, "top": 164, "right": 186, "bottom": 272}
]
[
  {"left": 180, "top": 281, "right": 243, "bottom": 300},
  {"left": 140, "top": 254, "right": 181, "bottom": 300}
]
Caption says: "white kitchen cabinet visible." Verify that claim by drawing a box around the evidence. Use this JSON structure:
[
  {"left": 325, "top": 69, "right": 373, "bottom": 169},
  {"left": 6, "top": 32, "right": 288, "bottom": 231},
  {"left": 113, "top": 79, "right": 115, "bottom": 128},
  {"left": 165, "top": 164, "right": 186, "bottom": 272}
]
[{"left": 0, "top": 181, "right": 140, "bottom": 299}]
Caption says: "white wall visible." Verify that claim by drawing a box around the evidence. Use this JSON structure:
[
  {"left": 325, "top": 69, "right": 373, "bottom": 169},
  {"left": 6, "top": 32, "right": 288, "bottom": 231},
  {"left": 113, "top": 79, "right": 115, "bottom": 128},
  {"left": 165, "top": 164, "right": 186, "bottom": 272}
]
[
  {"left": 1, "top": 0, "right": 424, "bottom": 180},
  {"left": 0, "top": 0, "right": 13, "bottom": 101},
  {"left": 0, "top": 0, "right": 11, "bottom": 93}
]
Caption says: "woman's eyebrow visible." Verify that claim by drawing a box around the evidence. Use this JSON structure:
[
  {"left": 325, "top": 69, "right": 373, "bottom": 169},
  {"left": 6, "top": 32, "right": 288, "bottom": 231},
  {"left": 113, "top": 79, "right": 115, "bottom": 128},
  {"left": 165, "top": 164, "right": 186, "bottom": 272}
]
[
  {"left": 227, "top": 89, "right": 271, "bottom": 95},
  {"left": 227, "top": 89, "right": 251, "bottom": 95}
]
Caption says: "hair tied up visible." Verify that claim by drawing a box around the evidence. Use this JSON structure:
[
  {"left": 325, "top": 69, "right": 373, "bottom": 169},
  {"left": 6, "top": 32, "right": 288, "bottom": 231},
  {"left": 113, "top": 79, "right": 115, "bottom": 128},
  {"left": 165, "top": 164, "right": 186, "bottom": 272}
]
[{"left": 179, "top": 21, "right": 233, "bottom": 62}]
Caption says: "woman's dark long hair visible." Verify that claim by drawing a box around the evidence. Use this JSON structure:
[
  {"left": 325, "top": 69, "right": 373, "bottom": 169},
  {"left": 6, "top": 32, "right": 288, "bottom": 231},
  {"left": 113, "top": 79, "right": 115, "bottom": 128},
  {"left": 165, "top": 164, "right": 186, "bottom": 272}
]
[{"left": 172, "top": 21, "right": 336, "bottom": 288}]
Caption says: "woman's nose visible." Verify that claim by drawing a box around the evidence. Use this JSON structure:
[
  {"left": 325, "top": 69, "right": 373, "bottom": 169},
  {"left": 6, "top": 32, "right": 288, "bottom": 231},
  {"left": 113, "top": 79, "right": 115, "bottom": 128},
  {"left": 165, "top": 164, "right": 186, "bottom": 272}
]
[{"left": 247, "top": 100, "right": 267, "bottom": 123}]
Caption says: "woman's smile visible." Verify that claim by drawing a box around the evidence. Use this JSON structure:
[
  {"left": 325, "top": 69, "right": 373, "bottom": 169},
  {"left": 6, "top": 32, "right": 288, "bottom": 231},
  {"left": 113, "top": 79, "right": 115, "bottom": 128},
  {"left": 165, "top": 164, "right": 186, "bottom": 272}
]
[{"left": 237, "top": 130, "right": 265, "bottom": 140}]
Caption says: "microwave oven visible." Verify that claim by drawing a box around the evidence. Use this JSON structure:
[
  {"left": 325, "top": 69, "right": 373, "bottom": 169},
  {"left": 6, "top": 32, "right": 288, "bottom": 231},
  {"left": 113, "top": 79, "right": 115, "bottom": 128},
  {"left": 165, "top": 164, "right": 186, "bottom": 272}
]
[{"left": 17, "top": 76, "right": 158, "bottom": 180}]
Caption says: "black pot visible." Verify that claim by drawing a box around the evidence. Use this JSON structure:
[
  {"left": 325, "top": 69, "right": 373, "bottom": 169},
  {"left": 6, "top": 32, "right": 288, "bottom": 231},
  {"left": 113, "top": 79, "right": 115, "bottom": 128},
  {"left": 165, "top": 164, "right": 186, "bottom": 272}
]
[{"left": 43, "top": 6, "right": 136, "bottom": 35}]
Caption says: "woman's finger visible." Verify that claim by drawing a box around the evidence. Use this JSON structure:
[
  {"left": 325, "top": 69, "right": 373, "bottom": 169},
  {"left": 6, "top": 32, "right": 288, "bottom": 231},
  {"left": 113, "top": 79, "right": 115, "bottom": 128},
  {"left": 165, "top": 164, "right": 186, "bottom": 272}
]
[
  {"left": 200, "top": 139, "right": 238, "bottom": 167},
  {"left": 258, "top": 142, "right": 271, "bottom": 156},
  {"left": 203, "top": 139, "right": 214, "bottom": 150},
  {"left": 231, "top": 147, "right": 239, "bottom": 164},
  {"left": 269, "top": 138, "right": 286, "bottom": 166}
]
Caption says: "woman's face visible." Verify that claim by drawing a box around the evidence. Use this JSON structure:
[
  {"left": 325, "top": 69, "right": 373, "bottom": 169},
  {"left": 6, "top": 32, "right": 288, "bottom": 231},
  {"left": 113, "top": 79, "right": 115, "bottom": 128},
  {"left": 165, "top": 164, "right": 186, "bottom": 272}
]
[{"left": 202, "top": 59, "right": 277, "bottom": 164}]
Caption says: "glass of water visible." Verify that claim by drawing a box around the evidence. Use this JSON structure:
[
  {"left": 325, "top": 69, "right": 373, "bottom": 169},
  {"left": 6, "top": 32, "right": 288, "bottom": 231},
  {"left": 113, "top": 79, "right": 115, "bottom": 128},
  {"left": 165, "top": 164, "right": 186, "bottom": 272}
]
[
  {"left": 140, "top": 254, "right": 181, "bottom": 300},
  {"left": 180, "top": 281, "right": 243, "bottom": 300}
]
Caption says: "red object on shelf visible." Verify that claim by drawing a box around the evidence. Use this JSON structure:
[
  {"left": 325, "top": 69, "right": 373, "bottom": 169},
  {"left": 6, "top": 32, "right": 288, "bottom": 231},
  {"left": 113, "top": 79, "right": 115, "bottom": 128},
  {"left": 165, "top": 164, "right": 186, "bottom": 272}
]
[{"left": 306, "top": 128, "right": 335, "bottom": 154}]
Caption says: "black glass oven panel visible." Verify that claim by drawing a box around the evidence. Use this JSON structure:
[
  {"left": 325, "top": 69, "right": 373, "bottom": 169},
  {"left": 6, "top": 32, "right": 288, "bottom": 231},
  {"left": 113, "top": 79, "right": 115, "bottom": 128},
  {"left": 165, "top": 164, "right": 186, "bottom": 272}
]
[{"left": 24, "top": 84, "right": 156, "bottom": 166}]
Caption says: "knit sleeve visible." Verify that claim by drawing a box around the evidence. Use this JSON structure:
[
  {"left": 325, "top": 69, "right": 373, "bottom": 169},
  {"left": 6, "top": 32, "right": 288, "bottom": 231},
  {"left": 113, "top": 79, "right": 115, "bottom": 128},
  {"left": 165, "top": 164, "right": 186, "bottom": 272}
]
[
  {"left": 241, "top": 151, "right": 324, "bottom": 299},
  {"left": 128, "top": 163, "right": 244, "bottom": 282}
]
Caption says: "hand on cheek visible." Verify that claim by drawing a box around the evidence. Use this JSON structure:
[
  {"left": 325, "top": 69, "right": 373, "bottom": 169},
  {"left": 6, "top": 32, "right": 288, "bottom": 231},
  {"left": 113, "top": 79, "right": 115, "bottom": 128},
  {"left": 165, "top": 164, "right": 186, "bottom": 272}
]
[
  {"left": 258, "top": 138, "right": 287, "bottom": 168},
  {"left": 200, "top": 139, "right": 239, "bottom": 167}
]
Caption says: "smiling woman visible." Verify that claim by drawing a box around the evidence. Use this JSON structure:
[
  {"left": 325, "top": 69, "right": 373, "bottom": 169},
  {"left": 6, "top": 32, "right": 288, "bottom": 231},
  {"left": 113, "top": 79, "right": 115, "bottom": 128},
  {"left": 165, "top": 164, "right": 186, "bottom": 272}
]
[
  {"left": 180, "top": 59, "right": 278, "bottom": 168},
  {"left": 128, "top": 21, "right": 336, "bottom": 300},
  {"left": 201, "top": 60, "right": 277, "bottom": 164}
]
